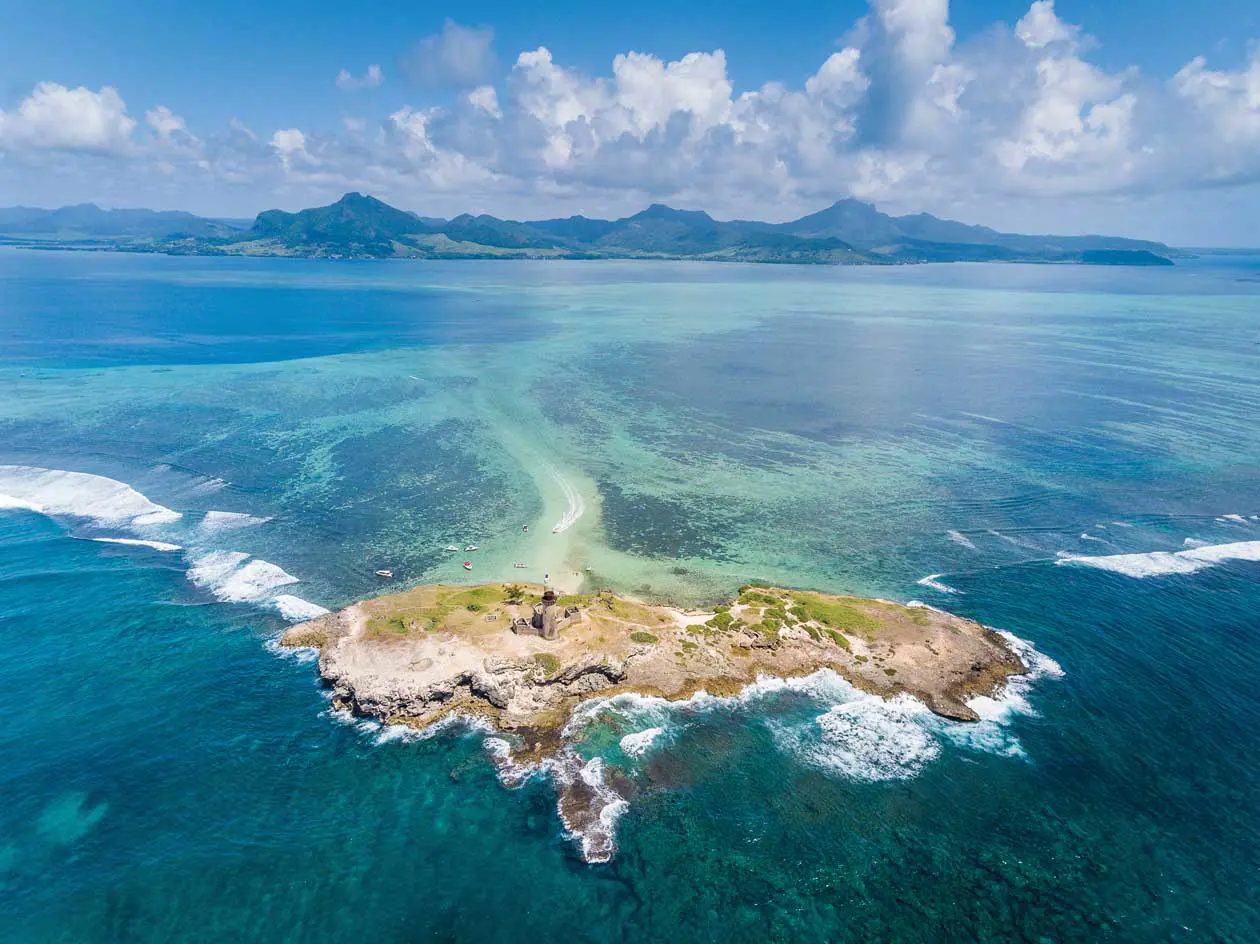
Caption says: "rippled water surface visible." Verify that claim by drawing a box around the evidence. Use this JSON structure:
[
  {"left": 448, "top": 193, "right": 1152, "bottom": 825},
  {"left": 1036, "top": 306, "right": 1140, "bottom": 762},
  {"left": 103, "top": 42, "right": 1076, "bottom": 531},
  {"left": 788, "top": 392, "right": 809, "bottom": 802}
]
[{"left": 1, "top": 249, "right": 1259, "bottom": 941}]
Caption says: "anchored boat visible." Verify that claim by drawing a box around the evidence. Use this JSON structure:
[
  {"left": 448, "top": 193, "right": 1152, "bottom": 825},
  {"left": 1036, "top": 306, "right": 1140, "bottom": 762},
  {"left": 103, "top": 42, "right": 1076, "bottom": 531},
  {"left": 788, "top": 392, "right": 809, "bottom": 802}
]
[
  {"left": 463, "top": 560, "right": 473, "bottom": 571},
  {"left": 375, "top": 569, "right": 393, "bottom": 578},
  {"left": 465, "top": 544, "right": 479, "bottom": 552}
]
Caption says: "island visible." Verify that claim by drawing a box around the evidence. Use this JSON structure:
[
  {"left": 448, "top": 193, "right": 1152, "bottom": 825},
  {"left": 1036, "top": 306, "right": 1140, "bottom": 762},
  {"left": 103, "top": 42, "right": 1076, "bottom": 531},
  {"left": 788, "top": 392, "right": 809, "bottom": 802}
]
[
  {"left": 1, "top": 193, "right": 1177, "bottom": 266},
  {"left": 280, "top": 581, "right": 1028, "bottom": 860}
]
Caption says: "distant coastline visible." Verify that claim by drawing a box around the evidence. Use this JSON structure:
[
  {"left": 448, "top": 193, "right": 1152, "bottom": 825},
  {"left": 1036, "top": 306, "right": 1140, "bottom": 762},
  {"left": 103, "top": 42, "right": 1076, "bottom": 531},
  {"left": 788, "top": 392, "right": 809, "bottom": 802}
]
[{"left": 0, "top": 192, "right": 1177, "bottom": 267}]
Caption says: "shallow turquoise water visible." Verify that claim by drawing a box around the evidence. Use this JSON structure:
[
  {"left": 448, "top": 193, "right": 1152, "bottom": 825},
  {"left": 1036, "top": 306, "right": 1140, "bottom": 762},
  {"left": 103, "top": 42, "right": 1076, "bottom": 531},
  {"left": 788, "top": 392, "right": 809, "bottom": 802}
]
[{"left": 1, "top": 249, "right": 1258, "bottom": 941}]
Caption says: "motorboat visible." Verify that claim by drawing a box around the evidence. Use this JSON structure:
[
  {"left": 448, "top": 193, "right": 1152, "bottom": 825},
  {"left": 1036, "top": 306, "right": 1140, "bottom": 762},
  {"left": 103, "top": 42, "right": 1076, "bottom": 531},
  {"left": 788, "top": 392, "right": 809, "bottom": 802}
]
[
  {"left": 522, "top": 525, "right": 529, "bottom": 532},
  {"left": 445, "top": 544, "right": 459, "bottom": 552},
  {"left": 463, "top": 560, "right": 473, "bottom": 571},
  {"left": 375, "top": 569, "right": 393, "bottom": 578},
  {"left": 465, "top": 544, "right": 479, "bottom": 552},
  {"left": 513, "top": 562, "right": 527, "bottom": 569}
]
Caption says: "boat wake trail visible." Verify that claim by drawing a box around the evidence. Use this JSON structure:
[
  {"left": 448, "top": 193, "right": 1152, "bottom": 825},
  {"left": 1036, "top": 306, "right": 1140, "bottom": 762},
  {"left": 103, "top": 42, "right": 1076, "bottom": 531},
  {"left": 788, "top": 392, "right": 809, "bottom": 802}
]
[{"left": 548, "top": 467, "right": 586, "bottom": 534}]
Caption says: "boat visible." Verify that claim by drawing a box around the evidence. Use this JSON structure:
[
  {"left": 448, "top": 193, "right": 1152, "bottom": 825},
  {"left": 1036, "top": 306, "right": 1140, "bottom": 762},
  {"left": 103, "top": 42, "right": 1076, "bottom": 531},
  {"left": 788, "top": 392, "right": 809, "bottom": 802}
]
[
  {"left": 375, "top": 569, "right": 393, "bottom": 578},
  {"left": 465, "top": 544, "right": 479, "bottom": 552},
  {"left": 463, "top": 560, "right": 473, "bottom": 571},
  {"left": 444, "top": 544, "right": 459, "bottom": 552},
  {"left": 513, "top": 562, "right": 527, "bottom": 569},
  {"left": 551, "top": 526, "right": 560, "bottom": 534},
  {"left": 522, "top": 525, "right": 529, "bottom": 532}
]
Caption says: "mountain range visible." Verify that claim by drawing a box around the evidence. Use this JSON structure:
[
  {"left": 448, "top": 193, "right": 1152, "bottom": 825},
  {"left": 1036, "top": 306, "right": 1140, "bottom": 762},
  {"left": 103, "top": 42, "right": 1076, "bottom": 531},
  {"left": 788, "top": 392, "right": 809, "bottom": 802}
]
[{"left": 0, "top": 193, "right": 1175, "bottom": 266}]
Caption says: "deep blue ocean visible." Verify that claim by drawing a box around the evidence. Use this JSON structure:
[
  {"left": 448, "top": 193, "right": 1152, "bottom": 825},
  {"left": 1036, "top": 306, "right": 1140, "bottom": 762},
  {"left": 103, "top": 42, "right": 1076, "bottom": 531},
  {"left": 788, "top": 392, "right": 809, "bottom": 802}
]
[{"left": 1, "top": 248, "right": 1258, "bottom": 942}]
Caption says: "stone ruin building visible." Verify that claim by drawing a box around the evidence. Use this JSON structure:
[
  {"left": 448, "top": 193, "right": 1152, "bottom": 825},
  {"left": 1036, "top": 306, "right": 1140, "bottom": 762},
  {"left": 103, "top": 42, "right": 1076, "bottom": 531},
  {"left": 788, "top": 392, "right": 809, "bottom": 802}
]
[{"left": 512, "top": 588, "right": 581, "bottom": 640}]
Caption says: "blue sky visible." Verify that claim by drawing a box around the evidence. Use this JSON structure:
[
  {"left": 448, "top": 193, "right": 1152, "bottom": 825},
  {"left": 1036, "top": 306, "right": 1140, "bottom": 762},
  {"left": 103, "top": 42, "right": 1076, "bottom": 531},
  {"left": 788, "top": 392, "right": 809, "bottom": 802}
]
[{"left": 2, "top": 1, "right": 1259, "bottom": 243}]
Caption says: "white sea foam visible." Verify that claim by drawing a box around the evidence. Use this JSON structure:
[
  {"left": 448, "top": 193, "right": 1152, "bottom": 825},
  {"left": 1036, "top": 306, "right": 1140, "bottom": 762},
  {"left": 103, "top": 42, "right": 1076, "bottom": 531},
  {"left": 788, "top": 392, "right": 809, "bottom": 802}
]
[
  {"left": 190, "top": 477, "right": 229, "bottom": 494},
  {"left": 187, "top": 550, "right": 324, "bottom": 619},
  {"left": 1079, "top": 532, "right": 1108, "bottom": 544},
  {"left": 989, "top": 529, "right": 1033, "bottom": 548},
  {"left": 547, "top": 752, "right": 629, "bottom": 864},
  {"left": 916, "top": 574, "right": 961, "bottom": 594},
  {"left": 1217, "top": 514, "right": 1248, "bottom": 524},
  {"left": 947, "top": 530, "right": 976, "bottom": 550},
  {"left": 263, "top": 636, "right": 319, "bottom": 664},
  {"left": 1183, "top": 538, "right": 1209, "bottom": 548},
  {"left": 88, "top": 537, "right": 183, "bottom": 552},
  {"left": 772, "top": 694, "right": 942, "bottom": 782},
  {"left": 200, "top": 510, "right": 272, "bottom": 532},
  {"left": 547, "top": 467, "right": 586, "bottom": 534},
  {"left": 0, "top": 466, "right": 181, "bottom": 528},
  {"left": 0, "top": 494, "right": 46, "bottom": 513},
  {"left": 1057, "top": 540, "right": 1260, "bottom": 578},
  {"left": 619, "top": 727, "right": 664, "bottom": 758},
  {"left": 272, "top": 594, "right": 330, "bottom": 621},
  {"left": 215, "top": 559, "right": 299, "bottom": 602}
]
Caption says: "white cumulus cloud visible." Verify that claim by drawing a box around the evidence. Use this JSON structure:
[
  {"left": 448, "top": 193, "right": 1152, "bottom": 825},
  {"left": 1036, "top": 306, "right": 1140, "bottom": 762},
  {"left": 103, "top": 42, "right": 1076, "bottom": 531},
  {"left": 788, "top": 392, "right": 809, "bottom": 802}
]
[{"left": 0, "top": 82, "right": 136, "bottom": 153}]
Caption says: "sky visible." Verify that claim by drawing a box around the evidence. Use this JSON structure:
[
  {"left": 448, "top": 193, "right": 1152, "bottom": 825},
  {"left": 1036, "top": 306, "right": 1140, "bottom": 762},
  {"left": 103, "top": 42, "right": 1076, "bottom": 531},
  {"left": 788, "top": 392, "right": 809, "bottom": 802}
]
[{"left": 2, "top": 0, "right": 1259, "bottom": 244}]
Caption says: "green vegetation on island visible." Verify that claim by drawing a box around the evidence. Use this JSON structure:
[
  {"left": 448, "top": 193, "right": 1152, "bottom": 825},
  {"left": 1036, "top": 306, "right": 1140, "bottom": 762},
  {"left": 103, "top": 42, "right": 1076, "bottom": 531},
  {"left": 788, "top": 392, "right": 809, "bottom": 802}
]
[{"left": 0, "top": 192, "right": 1177, "bottom": 267}]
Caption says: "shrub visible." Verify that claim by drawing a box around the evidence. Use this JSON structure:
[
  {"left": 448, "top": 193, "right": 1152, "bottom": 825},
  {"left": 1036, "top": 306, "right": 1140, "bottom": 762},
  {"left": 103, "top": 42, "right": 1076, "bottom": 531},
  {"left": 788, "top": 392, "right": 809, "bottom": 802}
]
[
  {"left": 504, "top": 584, "right": 525, "bottom": 604},
  {"left": 705, "top": 611, "right": 735, "bottom": 631},
  {"left": 630, "top": 631, "right": 658, "bottom": 645},
  {"left": 466, "top": 603, "right": 481, "bottom": 612},
  {"left": 825, "top": 628, "right": 850, "bottom": 650}
]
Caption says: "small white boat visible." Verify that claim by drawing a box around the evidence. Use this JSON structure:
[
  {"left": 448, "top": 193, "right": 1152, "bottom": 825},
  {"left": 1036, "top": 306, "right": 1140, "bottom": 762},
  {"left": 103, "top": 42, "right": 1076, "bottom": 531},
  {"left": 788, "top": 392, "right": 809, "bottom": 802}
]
[
  {"left": 375, "top": 569, "right": 393, "bottom": 578},
  {"left": 444, "top": 544, "right": 459, "bottom": 552},
  {"left": 463, "top": 560, "right": 473, "bottom": 571},
  {"left": 513, "top": 562, "right": 526, "bottom": 569},
  {"left": 522, "top": 525, "right": 529, "bottom": 532},
  {"left": 551, "top": 526, "right": 560, "bottom": 534},
  {"left": 465, "top": 544, "right": 479, "bottom": 552}
]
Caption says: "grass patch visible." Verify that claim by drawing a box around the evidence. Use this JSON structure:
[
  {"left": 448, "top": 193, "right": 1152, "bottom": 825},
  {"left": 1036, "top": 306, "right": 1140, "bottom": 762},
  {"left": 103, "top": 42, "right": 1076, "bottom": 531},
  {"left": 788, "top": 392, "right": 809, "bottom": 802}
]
[
  {"left": 738, "top": 590, "right": 782, "bottom": 607},
  {"left": 789, "top": 592, "right": 878, "bottom": 632},
  {"left": 705, "top": 610, "right": 735, "bottom": 631},
  {"left": 533, "top": 653, "right": 562, "bottom": 676},
  {"left": 884, "top": 667, "right": 897, "bottom": 676},
  {"left": 630, "top": 631, "right": 659, "bottom": 645},
  {"left": 825, "top": 628, "right": 850, "bottom": 650}
]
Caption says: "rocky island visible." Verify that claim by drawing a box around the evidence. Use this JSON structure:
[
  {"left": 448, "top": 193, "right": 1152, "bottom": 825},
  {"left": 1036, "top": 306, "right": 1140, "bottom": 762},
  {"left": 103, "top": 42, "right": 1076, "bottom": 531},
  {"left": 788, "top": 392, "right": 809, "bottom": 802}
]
[{"left": 281, "top": 581, "right": 1029, "bottom": 861}]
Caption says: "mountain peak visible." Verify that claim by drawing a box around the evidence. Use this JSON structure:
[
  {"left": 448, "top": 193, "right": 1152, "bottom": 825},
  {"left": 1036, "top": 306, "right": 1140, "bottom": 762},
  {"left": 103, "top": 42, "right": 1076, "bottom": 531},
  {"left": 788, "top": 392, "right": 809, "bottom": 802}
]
[{"left": 629, "top": 203, "right": 715, "bottom": 224}]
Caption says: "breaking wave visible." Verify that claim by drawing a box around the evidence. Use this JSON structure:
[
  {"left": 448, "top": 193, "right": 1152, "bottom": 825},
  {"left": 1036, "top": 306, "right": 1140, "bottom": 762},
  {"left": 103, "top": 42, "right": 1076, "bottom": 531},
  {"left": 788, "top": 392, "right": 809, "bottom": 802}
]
[
  {"left": 947, "top": 530, "right": 976, "bottom": 550},
  {"left": 87, "top": 537, "right": 183, "bottom": 552},
  {"left": 1057, "top": 540, "right": 1260, "bottom": 578},
  {"left": 0, "top": 465, "right": 326, "bottom": 623},
  {"left": 187, "top": 550, "right": 322, "bottom": 620},
  {"left": 0, "top": 465, "right": 181, "bottom": 527},
  {"left": 200, "top": 510, "right": 273, "bottom": 532},
  {"left": 917, "top": 574, "right": 962, "bottom": 594}
]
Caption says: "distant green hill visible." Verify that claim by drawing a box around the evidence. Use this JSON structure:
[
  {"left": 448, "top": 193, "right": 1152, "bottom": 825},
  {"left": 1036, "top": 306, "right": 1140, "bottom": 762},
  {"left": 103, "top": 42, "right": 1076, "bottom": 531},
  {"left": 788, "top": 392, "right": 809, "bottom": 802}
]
[
  {"left": 0, "top": 203, "right": 243, "bottom": 239},
  {"left": 0, "top": 192, "right": 1177, "bottom": 266}
]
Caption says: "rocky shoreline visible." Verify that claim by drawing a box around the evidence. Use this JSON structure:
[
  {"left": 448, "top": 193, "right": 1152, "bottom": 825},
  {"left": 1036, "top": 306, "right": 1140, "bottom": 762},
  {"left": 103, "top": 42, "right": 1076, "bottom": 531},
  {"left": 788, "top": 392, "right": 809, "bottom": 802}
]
[{"left": 281, "top": 582, "right": 1028, "bottom": 860}]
